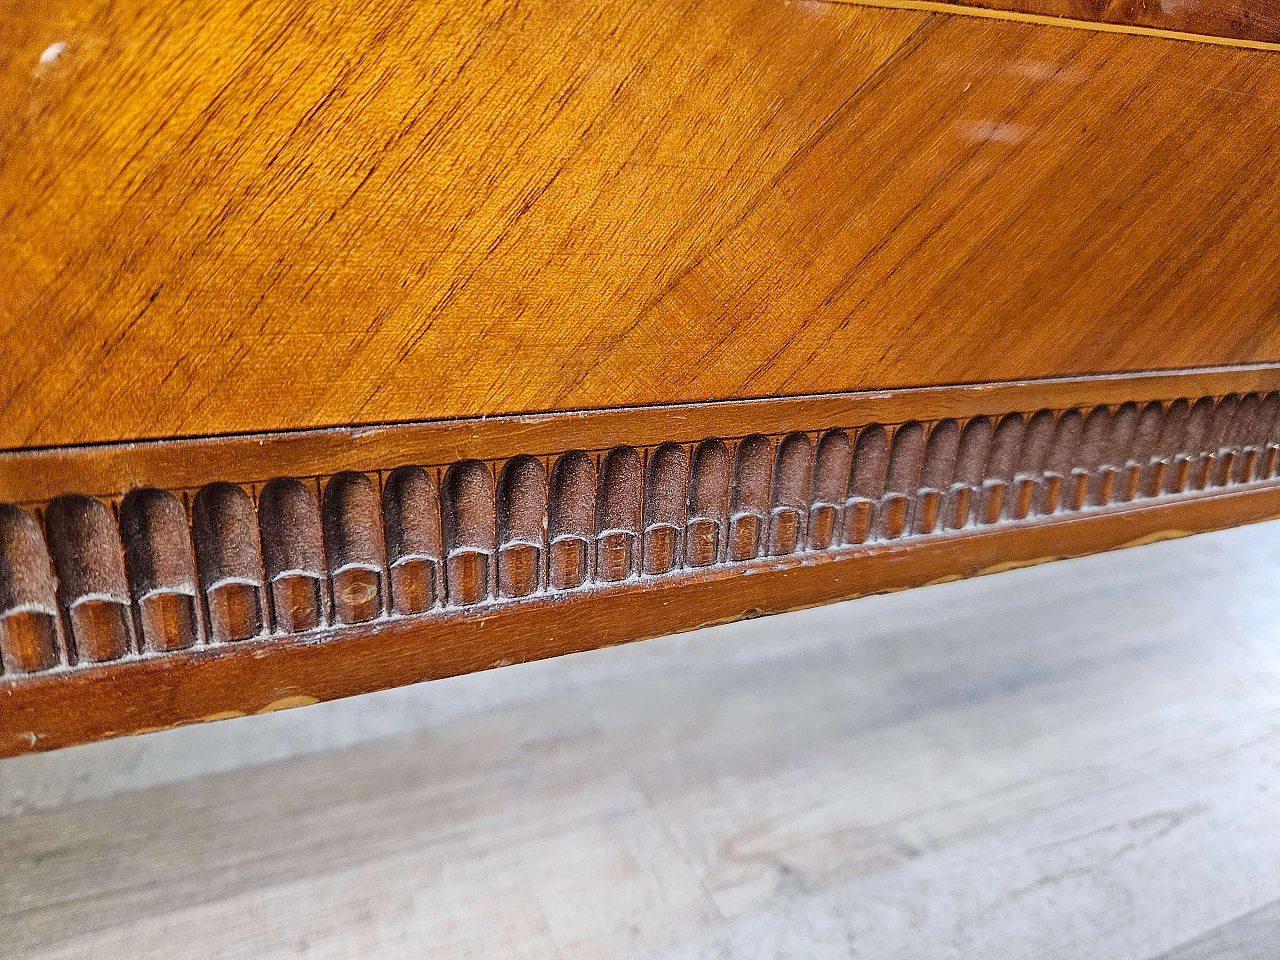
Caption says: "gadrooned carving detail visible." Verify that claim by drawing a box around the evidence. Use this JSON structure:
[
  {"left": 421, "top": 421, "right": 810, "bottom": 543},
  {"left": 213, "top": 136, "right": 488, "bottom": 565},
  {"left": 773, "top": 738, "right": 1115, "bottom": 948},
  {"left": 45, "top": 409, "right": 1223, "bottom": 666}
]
[{"left": 1, "top": 392, "right": 1278, "bottom": 675}]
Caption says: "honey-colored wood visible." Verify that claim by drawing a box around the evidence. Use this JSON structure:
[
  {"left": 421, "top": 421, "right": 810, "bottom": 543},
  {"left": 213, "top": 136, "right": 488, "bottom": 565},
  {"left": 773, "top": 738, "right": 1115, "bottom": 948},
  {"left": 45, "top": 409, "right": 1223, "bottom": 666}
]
[
  {"left": 4, "top": 366, "right": 1278, "bottom": 506},
  {"left": 4, "top": 0, "right": 1280, "bottom": 448}
]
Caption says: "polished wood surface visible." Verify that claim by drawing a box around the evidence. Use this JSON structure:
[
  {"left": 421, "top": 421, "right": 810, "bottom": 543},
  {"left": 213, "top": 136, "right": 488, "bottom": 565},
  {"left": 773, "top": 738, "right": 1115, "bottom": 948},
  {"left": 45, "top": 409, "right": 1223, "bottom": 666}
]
[
  {"left": 4, "top": 521, "right": 1280, "bottom": 957},
  {"left": 7, "top": 0, "right": 1280, "bottom": 756},
  {"left": 4, "top": 0, "right": 1280, "bottom": 448}
]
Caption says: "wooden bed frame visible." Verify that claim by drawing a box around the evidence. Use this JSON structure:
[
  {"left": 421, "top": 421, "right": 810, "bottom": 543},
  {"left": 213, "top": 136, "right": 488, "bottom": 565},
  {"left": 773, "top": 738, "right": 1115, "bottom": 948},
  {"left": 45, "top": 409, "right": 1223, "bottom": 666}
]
[{"left": 3, "top": 0, "right": 1279, "bottom": 754}]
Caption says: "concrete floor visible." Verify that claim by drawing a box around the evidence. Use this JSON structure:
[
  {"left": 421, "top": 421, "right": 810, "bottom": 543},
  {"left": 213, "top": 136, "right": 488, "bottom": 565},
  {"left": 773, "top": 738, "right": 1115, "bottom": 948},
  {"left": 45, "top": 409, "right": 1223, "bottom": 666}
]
[{"left": 3, "top": 521, "right": 1280, "bottom": 959}]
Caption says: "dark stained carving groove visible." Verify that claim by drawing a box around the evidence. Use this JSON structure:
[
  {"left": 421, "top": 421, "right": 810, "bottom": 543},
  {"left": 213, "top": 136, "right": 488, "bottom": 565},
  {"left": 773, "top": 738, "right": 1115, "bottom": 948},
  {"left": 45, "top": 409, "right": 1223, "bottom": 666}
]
[
  {"left": 809, "top": 430, "right": 850, "bottom": 551},
  {"left": 2, "top": 390, "right": 1280, "bottom": 679},
  {"left": 191, "top": 483, "right": 265, "bottom": 645},
  {"left": 259, "top": 478, "right": 326, "bottom": 635},
  {"left": 442, "top": 461, "right": 495, "bottom": 607},
  {"left": 120, "top": 488, "right": 200, "bottom": 653},
  {"left": 498, "top": 456, "right": 547, "bottom": 599},
  {"left": 383, "top": 466, "right": 442, "bottom": 616},
  {"left": 729, "top": 435, "right": 771, "bottom": 563},
  {"left": 549, "top": 452, "right": 595, "bottom": 591},
  {"left": 597, "top": 447, "right": 642, "bottom": 583}
]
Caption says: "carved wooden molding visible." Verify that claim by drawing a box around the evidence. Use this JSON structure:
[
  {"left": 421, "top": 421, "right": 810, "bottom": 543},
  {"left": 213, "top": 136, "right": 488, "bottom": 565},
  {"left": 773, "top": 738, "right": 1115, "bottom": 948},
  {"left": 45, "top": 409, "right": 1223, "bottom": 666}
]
[{"left": 3, "top": 367, "right": 1280, "bottom": 753}]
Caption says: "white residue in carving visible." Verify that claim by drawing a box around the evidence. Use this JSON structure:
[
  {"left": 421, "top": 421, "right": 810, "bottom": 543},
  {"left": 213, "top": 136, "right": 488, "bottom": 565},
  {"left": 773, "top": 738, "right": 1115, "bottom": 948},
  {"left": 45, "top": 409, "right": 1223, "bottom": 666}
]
[{"left": 39, "top": 42, "right": 66, "bottom": 65}]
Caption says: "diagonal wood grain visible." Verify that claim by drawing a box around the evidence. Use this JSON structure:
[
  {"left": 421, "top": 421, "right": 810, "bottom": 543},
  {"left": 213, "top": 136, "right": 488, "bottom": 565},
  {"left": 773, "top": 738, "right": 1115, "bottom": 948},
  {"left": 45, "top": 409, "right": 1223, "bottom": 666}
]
[
  {"left": 2, "top": 519, "right": 1279, "bottom": 958},
  {"left": 5, "top": 0, "right": 1280, "bottom": 448}
]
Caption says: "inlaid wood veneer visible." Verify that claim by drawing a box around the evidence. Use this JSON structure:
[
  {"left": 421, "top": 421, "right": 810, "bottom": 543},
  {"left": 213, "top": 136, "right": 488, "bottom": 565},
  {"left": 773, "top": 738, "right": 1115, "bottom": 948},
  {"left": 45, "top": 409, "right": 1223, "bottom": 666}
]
[{"left": 831, "top": 0, "right": 1280, "bottom": 48}]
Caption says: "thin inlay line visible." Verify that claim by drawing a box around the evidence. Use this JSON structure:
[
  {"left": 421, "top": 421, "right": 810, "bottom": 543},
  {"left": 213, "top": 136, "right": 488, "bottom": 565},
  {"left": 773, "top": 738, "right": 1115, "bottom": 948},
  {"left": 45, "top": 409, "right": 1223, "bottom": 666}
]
[{"left": 819, "top": 0, "right": 1280, "bottom": 52}]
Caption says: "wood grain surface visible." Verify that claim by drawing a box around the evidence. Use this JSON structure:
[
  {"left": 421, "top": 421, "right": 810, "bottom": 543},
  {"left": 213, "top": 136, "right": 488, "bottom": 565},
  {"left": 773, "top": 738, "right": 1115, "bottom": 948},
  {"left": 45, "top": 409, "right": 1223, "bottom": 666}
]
[
  {"left": 4, "top": 0, "right": 1280, "bottom": 448},
  {"left": 3, "top": 520, "right": 1279, "bottom": 958}
]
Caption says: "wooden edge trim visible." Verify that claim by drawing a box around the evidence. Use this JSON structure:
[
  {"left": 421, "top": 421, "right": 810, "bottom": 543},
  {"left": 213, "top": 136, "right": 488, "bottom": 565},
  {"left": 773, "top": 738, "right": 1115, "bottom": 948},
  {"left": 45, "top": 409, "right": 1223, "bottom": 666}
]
[
  {"left": 3, "top": 365, "right": 1280, "bottom": 753},
  {"left": 4, "top": 482, "right": 1278, "bottom": 756},
  {"left": 820, "top": 0, "right": 1280, "bottom": 51},
  {"left": 3, "top": 365, "right": 1279, "bottom": 504}
]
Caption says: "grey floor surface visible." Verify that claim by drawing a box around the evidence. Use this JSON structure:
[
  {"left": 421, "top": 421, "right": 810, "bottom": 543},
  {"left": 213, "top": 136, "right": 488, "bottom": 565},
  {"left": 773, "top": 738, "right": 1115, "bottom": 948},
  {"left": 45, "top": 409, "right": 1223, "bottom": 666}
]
[{"left": 2, "top": 521, "right": 1279, "bottom": 959}]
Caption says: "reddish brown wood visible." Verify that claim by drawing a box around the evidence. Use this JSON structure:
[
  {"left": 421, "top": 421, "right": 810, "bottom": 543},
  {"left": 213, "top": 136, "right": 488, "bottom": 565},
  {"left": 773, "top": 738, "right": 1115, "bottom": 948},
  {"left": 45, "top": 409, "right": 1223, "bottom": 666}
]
[
  {"left": 4, "top": 481, "right": 1279, "bottom": 757},
  {"left": 2, "top": 367, "right": 1279, "bottom": 754}
]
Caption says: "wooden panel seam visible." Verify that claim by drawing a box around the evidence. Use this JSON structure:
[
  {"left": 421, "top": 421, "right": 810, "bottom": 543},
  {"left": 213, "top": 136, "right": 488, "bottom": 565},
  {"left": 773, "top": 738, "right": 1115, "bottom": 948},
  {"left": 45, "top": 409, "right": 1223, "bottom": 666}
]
[{"left": 3, "top": 365, "right": 1279, "bottom": 503}]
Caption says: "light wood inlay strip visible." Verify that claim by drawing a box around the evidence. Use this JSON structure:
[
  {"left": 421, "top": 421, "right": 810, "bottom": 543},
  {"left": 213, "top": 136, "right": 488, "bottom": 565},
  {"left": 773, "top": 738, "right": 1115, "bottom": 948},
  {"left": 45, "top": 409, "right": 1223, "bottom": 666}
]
[{"left": 825, "top": 0, "right": 1280, "bottom": 51}]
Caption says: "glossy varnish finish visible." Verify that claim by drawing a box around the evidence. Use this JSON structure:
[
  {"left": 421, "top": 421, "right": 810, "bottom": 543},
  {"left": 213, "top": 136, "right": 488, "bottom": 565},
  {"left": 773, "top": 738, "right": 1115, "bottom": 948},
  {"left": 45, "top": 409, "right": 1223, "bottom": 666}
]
[{"left": 3, "top": 0, "right": 1280, "bottom": 447}]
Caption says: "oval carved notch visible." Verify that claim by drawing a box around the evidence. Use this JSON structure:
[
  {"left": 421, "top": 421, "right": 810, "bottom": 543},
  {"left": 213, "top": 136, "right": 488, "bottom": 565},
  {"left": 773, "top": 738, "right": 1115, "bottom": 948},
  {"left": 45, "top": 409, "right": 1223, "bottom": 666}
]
[
  {"left": 324, "top": 473, "right": 386, "bottom": 624},
  {"left": 1229, "top": 393, "right": 1264, "bottom": 484},
  {"left": 770, "top": 433, "right": 811, "bottom": 556},
  {"left": 1076, "top": 406, "right": 1113, "bottom": 508},
  {"left": 383, "top": 466, "right": 442, "bottom": 615},
  {"left": 1152, "top": 399, "right": 1190, "bottom": 496},
  {"left": 549, "top": 452, "right": 595, "bottom": 590},
  {"left": 192, "top": 483, "right": 265, "bottom": 643},
  {"left": 644, "top": 444, "right": 687, "bottom": 575},
  {"left": 1208, "top": 394, "right": 1241, "bottom": 487},
  {"left": 949, "top": 417, "right": 992, "bottom": 529},
  {"left": 916, "top": 419, "right": 958, "bottom": 534},
  {"left": 1182, "top": 397, "right": 1217, "bottom": 491},
  {"left": 980, "top": 414, "right": 1024, "bottom": 524},
  {"left": 0, "top": 504, "right": 61, "bottom": 674},
  {"left": 809, "top": 430, "right": 851, "bottom": 550},
  {"left": 1260, "top": 393, "right": 1280, "bottom": 480},
  {"left": 729, "top": 435, "right": 771, "bottom": 561},
  {"left": 443, "top": 460, "right": 495, "bottom": 605},
  {"left": 45, "top": 495, "right": 133, "bottom": 664},
  {"left": 686, "top": 440, "right": 730, "bottom": 567},
  {"left": 1125, "top": 402, "right": 1164, "bottom": 501},
  {"left": 883, "top": 422, "right": 924, "bottom": 538},
  {"left": 497, "top": 456, "right": 547, "bottom": 598},
  {"left": 259, "top": 478, "right": 326, "bottom": 633},
  {"left": 845, "top": 425, "right": 888, "bottom": 544},
  {"left": 120, "top": 488, "right": 200, "bottom": 652},
  {"left": 1013, "top": 410, "right": 1055, "bottom": 519},
  {"left": 1102, "top": 402, "right": 1140, "bottom": 504},
  {"left": 596, "top": 447, "right": 642, "bottom": 582},
  {"left": 1043, "top": 409, "right": 1083, "bottom": 513}
]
